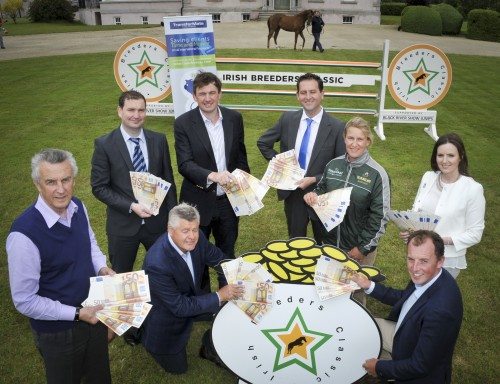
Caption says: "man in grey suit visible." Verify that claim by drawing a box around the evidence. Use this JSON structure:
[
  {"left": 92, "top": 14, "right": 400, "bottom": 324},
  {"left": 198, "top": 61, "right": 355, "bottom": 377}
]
[
  {"left": 257, "top": 73, "right": 345, "bottom": 243},
  {"left": 91, "top": 90, "right": 177, "bottom": 310}
]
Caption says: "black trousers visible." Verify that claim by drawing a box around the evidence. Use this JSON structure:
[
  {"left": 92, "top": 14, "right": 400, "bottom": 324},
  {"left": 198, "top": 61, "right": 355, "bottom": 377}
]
[
  {"left": 200, "top": 195, "right": 239, "bottom": 292},
  {"left": 108, "top": 224, "right": 162, "bottom": 273},
  {"left": 33, "top": 322, "right": 110, "bottom": 384},
  {"left": 312, "top": 32, "right": 323, "bottom": 51},
  {"left": 284, "top": 189, "right": 326, "bottom": 244}
]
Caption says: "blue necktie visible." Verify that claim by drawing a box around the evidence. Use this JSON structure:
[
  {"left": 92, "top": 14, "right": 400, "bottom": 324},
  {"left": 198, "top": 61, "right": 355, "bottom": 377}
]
[
  {"left": 298, "top": 118, "right": 314, "bottom": 170},
  {"left": 129, "top": 138, "right": 147, "bottom": 172}
]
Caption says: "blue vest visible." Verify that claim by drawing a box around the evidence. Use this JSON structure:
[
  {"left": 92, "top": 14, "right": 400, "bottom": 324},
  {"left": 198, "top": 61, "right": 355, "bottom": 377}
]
[{"left": 10, "top": 197, "right": 95, "bottom": 333}]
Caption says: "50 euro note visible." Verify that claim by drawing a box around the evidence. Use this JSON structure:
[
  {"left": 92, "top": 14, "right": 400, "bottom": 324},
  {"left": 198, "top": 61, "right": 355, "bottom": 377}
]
[
  {"left": 235, "top": 280, "right": 274, "bottom": 304},
  {"left": 233, "top": 300, "right": 272, "bottom": 324},
  {"left": 130, "top": 172, "right": 171, "bottom": 216},
  {"left": 224, "top": 171, "right": 264, "bottom": 216},
  {"left": 96, "top": 312, "right": 132, "bottom": 336},
  {"left": 262, "top": 160, "right": 305, "bottom": 190},
  {"left": 82, "top": 271, "right": 151, "bottom": 307},
  {"left": 314, "top": 256, "right": 359, "bottom": 301},
  {"left": 312, "top": 187, "right": 352, "bottom": 232}
]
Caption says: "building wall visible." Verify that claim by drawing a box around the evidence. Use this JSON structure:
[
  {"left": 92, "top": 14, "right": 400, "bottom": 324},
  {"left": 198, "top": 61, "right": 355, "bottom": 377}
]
[{"left": 81, "top": 0, "right": 380, "bottom": 25}]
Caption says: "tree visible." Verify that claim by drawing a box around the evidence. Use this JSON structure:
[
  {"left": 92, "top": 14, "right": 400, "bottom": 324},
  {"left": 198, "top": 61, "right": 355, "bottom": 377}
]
[
  {"left": 2, "top": 0, "right": 23, "bottom": 24},
  {"left": 28, "top": 0, "right": 74, "bottom": 22}
]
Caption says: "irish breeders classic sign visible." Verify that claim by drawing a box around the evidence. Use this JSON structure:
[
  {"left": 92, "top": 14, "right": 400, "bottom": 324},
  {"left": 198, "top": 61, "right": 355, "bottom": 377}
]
[
  {"left": 387, "top": 44, "right": 452, "bottom": 110},
  {"left": 212, "top": 238, "right": 383, "bottom": 384}
]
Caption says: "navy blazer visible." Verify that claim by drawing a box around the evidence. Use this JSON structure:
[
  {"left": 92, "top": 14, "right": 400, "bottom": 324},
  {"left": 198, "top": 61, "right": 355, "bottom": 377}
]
[
  {"left": 371, "top": 269, "right": 463, "bottom": 383},
  {"left": 174, "top": 106, "right": 250, "bottom": 226},
  {"left": 141, "top": 232, "right": 226, "bottom": 355},
  {"left": 91, "top": 127, "right": 177, "bottom": 237},
  {"left": 257, "top": 109, "right": 345, "bottom": 201}
]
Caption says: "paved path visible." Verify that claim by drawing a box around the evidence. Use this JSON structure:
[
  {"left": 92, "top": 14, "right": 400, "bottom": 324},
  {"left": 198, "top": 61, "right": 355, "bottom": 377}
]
[{"left": 0, "top": 22, "right": 499, "bottom": 61}]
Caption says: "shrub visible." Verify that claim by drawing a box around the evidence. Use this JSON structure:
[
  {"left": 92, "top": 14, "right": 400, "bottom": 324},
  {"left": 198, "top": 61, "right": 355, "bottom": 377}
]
[
  {"left": 381, "top": 2, "right": 408, "bottom": 15},
  {"left": 406, "top": 0, "right": 430, "bottom": 5},
  {"left": 460, "top": 0, "right": 499, "bottom": 16},
  {"left": 433, "top": 3, "right": 464, "bottom": 34},
  {"left": 28, "top": 0, "right": 74, "bottom": 22},
  {"left": 467, "top": 9, "right": 500, "bottom": 41},
  {"left": 401, "top": 5, "right": 443, "bottom": 35},
  {"left": 444, "top": 0, "right": 459, "bottom": 7}
]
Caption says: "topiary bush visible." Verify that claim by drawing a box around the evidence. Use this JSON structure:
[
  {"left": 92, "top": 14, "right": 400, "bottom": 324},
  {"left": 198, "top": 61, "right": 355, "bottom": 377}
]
[
  {"left": 28, "top": 0, "right": 74, "bottom": 22},
  {"left": 433, "top": 3, "right": 464, "bottom": 34},
  {"left": 459, "top": 0, "right": 499, "bottom": 16},
  {"left": 467, "top": 9, "right": 500, "bottom": 41},
  {"left": 401, "top": 5, "right": 443, "bottom": 35},
  {"left": 381, "top": 2, "right": 408, "bottom": 15}
]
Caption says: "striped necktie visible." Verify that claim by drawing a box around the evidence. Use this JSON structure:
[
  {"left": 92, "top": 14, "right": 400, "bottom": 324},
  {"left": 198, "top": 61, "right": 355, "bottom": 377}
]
[
  {"left": 129, "top": 137, "right": 147, "bottom": 172},
  {"left": 298, "top": 118, "right": 314, "bottom": 170}
]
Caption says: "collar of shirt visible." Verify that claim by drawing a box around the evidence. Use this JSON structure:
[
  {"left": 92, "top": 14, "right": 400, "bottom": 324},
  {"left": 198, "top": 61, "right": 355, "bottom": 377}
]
[
  {"left": 199, "top": 107, "right": 223, "bottom": 127},
  {"left": 301, "top": 108, "right": 324, "bottom": 126},
  {"left": 168, "top": 233, "right": 187, "bottom": 257},
  {"left": 35, "top": 195, "right": 78, "bottom": 228},
  {"left": 413, "top": 268, "right": 443, "bottom": 298},
  {"left": 120, "top": 125, "right": 146, "bottom": 143}
]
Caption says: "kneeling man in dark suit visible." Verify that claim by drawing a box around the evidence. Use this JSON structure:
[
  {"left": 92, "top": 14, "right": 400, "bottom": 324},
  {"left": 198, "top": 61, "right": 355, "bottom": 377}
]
[
  {"left": 141, "top": 203, "right": 244, "bottom": 374},
  {"left": 352, "top": 230, "right": 463, "bottom": 384}
]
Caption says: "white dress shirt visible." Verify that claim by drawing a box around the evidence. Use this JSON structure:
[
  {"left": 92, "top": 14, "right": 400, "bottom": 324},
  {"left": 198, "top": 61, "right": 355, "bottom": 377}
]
[{"left": 294, "top": 108, "right": 323, "bottom": 170}]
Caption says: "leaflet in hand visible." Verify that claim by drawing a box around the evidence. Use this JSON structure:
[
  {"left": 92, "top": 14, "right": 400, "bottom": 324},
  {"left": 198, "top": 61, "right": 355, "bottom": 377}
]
[
  {"left": 223, "top": 169, "right": 269, "bottom": 216},
  {"left": 82, "top": 270, "right": 152, "bottom": 336},
  {"left": 388, "top": 210, "right": 440, "bottom": 231},
  {"left": 221, "top": 257, "right": 274, "bottom": 323},
  {"left": 311, "top": 187, "right": 352, "bottom": 232},
  {"left": 314, "top": 255, "right": 359, "bottom": 301},
  {"left": 130, "top": 172, "right": 171, "bottom": 216},
  {"left": 262, "top": 149, "right": 306, "bottom": 190}
]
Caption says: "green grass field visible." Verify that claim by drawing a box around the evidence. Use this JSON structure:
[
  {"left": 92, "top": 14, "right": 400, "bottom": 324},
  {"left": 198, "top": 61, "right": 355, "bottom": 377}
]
[{"left": 0, "top": 45, "right": 499, "bottom": 383}]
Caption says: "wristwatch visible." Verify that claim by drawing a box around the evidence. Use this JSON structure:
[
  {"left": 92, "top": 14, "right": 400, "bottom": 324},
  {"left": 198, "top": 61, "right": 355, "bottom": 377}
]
[{"left": 74, "top": 307, "right": 81, "bottom": 321}]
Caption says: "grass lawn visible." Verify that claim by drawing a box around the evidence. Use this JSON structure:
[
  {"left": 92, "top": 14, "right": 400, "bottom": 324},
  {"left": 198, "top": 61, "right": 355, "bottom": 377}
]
[{"left": 0, "top": 47, "right": 498, "bottom": 383}]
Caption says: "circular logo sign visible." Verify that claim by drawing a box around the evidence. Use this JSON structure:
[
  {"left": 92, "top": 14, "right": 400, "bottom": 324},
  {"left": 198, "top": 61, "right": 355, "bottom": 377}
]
[
  {"left": 113, "top": 37, "right": 171, "bottom": 102},
  {"left": 387, "top": 44, "right": 452, "bottom": 110},
  {"left": 213, "top": 238, "right": 383, "bottom": 384}
]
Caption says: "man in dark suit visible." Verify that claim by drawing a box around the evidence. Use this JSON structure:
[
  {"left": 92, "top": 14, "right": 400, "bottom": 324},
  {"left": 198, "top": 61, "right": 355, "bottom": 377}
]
[
  {"left": 141, "top": 203, "right": 243, "bottom": 374},
  {"left": 352, "top": 230, "right": 463, "bottom": 383},
  {"left": 257, "top": 72, "right": 345, "bottom": 243},
  {"left": 91, "top": 90, "right": 177, "bottom": 344},
  {"left": 174, "top": 72, "right": 250, "bottom": 290}
]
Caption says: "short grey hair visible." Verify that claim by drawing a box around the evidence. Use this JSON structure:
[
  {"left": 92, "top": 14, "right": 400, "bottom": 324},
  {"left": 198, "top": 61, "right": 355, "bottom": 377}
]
[
  {"left": 168, "top": 203, "right": 200, "bottom": 228},
  {"left": 31, "top": 148, "right": 78, "bottom": 182}
]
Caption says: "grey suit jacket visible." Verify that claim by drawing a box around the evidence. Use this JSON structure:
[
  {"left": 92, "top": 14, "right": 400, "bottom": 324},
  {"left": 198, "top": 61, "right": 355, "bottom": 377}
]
[
  {"left": 257, "top": 109, "right": 345, "bottom": 200},
  {"left": 91, "top": 127, "right": 177, "bottom": 236}
]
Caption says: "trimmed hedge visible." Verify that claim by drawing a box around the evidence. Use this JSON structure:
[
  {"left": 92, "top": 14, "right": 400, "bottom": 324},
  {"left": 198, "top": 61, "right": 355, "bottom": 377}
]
[
  {"left": 381, "top": 3, "right": 407, "bottom": 15},
  {"left": 467, "top": 9, "right": 500, "bottom": 41},
  {"left": 460, "top": 0, "right": 500, "bottom": 16},
  {"left": 401, "top": 5, "right": 443, "bottom": 35},
  {"left": 433, "top": 3, "right": 464, "bottom": 34}
]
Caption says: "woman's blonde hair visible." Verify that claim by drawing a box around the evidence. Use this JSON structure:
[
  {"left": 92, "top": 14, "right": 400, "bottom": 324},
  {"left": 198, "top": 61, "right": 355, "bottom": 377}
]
[{"left": 343, "top": 117, "right": 373, "bottom": 146}]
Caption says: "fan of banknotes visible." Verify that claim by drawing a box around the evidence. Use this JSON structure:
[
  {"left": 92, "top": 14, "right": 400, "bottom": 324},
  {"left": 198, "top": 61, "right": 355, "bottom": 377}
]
[
  {"left": 223, "top": 169, "right": 269, "bottom": 216},
  {"left": 130, "top": 172, "right": 171, "bottom": 216},
  {"left": 311, "top": 187, "right": 353, "bottom": 232},
  {"left": 82, "top": 270, "right": 152, "bottom": 336},
  {"left": 314, "top": 255, "right": 360, "bottom": 301},
  {"left": 388, "top": 210, "right": 440, "bottom": 231},
  {"left": 221, "top": 257, "right": 275, "bottom": 324},
  {"left": 262, "top": 149, "right": 306, "bottom": 190}
]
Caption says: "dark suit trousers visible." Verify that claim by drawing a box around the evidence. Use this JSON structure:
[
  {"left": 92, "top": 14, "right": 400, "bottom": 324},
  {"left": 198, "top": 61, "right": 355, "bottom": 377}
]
[
  {"left": 150, "top": 348, "right": 188, "bottom": 374},
  {"left": 32, "top": 322, "right": 110, "bottom": 384},
  {"left": 200, "top": 195, "right": 238, "bottom": 292},
  {"left": 108, "top": 225, "right": 162, "bottom": 273},
  {"left": 284, "top": 189, "right": 326, "bottom": 244}
]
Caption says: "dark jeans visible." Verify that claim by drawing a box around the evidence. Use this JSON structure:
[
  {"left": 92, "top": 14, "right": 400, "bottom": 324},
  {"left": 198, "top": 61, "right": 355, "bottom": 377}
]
[
  {"left": 32, "top": 322, "right": 110, "bottom": 384},
  {"left": 312, "top": 32, "right": 323, "bottom": 51}
]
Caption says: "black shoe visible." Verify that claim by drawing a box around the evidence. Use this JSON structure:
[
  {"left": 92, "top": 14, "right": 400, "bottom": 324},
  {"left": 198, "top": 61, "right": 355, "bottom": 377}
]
[
  {"left": 123, "top": 332, "right": 140, "bottom": 346},
  {"left": 199, "top": 345, "right": 226, "bottom": 369},
  {"left": 320, "top": 49, "right": 325, "bottom": 53}
]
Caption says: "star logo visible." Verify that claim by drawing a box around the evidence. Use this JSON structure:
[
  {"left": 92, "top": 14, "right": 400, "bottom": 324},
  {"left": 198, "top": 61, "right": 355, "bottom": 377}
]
[
  {"left": 402, "top": 58, "right": 439, "bottom": 96},
  {"left": 261, "top": 307, "right": 332, "bottom": 375},
  {"left": 128, "top": 51, "right": 165, "bottom": 88}
]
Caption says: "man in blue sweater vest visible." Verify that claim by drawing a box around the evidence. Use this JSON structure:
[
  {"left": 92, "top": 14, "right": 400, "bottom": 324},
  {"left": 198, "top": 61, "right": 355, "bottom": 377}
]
[{"left": 7, "top": 149, "right": 115, "bottom": 384}]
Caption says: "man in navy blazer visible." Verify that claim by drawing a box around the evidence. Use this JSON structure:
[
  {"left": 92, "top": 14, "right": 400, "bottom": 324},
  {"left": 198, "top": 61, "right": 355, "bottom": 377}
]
[
  {"left": 91, "top": 90, "right": 177, "bottom": 274},
  {"left": 257, "top": 73, "right": 345, "bottom": 243},
  {"left": 352, "top": 230, "right": 463, "bottom": 383},
  {"left": 141, "top": 203, "right": 243, "bottom": 374}
]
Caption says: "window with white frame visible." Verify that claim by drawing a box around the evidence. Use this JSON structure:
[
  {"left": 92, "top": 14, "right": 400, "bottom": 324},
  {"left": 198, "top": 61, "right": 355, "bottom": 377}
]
[
  {"left": 114, "top": 17, "right": 121, "bottom": 25},
  {"left": 141, "top": 16, "right": 148, "bottom": 25},
  {"left": 212, "top": 13, "right": 221, "bottom": 23},
  {"left": 242, "top": 13, "right": 250, "bottom": 22},
  {"left": 342, "top": 16, "right": 354, "bottom": 24}
]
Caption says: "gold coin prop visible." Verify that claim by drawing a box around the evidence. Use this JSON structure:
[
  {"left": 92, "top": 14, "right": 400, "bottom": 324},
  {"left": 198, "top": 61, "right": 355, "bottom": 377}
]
[{"left": 241, "top": 237, "right": 385, "bottom": 284}]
